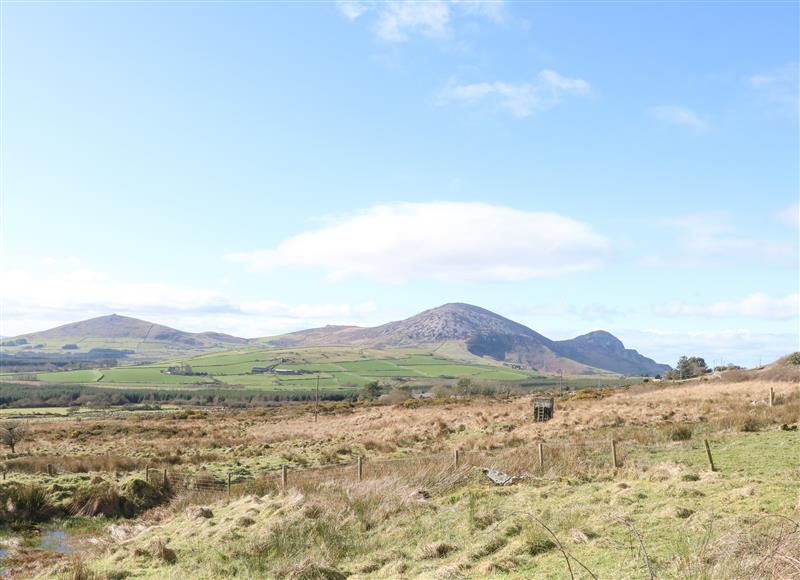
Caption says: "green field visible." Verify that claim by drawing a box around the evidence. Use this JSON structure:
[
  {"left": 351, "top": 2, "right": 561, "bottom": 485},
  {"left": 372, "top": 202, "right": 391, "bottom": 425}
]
[{"left": 1, "top": 345, "right": 634, "bottom": 396}]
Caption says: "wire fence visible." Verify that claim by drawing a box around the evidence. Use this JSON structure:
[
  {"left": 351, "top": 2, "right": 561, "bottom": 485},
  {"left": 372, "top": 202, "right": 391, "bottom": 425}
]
[{"left": 121, "top": 435, "right": 723, "bottom": 501}]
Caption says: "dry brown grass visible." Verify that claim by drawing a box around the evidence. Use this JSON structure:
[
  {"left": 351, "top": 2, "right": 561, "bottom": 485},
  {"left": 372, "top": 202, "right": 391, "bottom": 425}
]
[{"left": 3, "top": 378, "right": 796, "bottom": 492}]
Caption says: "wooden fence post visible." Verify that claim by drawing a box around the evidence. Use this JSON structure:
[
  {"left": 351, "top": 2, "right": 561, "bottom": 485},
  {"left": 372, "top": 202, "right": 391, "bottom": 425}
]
[
  {"left": 537, "top": 443, "right": 544, "bottom": 471},
  {"left": 611, "top": 439, "right": 619, "bottom": 469},
  {"left": 227, "top": 473, "right": 232, "bottom": 497},
  {"left": 145, "top": 466, "right": 150, "bottom": 482},
  {"left": 47, "top": 464, "right": 53, "bottom": 476},
  {"left": 357, "top": 456, "right": 363, "bottom": 482},
  {"left": 163, "top": 469, "right": 168, "bottom": 487},
  {"left": 703, "top": 439, "right": 716, "bottom": 472},
  {"left": 769, "top": 387, "right": 774, "bottom": 407},
  {"left": 453, "top": 449, "right": 460, "bottom": 467},
  {"left": 281, "top": 465, "right": 287, "bottom": 490}
]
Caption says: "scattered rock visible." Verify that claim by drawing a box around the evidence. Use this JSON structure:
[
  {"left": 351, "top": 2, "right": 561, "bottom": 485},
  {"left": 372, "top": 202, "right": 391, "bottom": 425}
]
[
  {"left": 736, "top": 486, "right": 755, "bottom": 497},
  {"left": 410, "top": 489, "right": 430, "bottom": 500},
  {"left": 482, "top": 468, "right": 514, "bottom": 485},
  {"left": 568, "top": 529, "right": 592, "bottom": 544},
  {"left": 236, "top": 516, "right": 256, "bottom": 527},
  {"left": 108, "top": 523, "right": 146, "bottom": 542},
  {"left": 0, "top": 537, "right": 22, "bottom": 552},
  {"left": 149, "top": 538, "right": 176, "bottom": 563},
  {"left": 186, "top": 506, "right": 213, "bottom": 519}
]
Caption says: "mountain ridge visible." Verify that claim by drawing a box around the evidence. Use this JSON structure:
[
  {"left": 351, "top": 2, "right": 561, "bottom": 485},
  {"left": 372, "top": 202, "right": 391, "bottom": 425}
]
[
  {"left": 264, "top": 303, "right": 670, "bottom": 376},
  {"left": 7, "top": 305, "right": 670, "bottom": 375}
]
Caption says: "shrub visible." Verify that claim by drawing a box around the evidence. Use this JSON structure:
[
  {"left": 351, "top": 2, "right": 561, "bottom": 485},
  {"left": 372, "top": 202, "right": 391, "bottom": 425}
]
[
  {"left": 739, "top": 417, "right": 763, "bottom": 432},
  {"left": 669, "top": 425, "right": 693, "bottom": 441},
  {"left": 70, "top": 483, "right": 128, "bottom": 517},
  {"left": 7, "top": 483, "right": 53, "bottom": 521},
  {"left": 121, "top": 477, "right": 163, "bottom": 511}
]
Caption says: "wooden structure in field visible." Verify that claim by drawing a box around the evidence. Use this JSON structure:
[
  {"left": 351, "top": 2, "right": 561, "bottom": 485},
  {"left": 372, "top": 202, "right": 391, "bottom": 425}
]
[{"left": 533, "top": 397, "right": 554, "bottom": 422}]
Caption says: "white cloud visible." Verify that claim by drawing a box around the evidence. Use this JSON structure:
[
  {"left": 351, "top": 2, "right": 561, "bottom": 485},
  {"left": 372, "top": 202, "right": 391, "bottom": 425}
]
[
  {"left": 776, "top": 203, "right": 799, "bottom": 229},
  {"left": 649, "top": 105, "right": 707, "bottom": 131},
  {"left": 2, "top": 268, "right": 233, "bottom": 316},
  {"left": 226, "top": 202, "right": 611, "bottom": 283},
  {"left": 436, "top": 69, "right": 590, "bottom": 118},
  {"left": 0, "top": 268, "right": 377, "bottom": 337},
  {"left": 376, "top": 1, "right": 451, "bottom": 41},
  {"left": 652, "top": 212, "right": 797, "bottom": 264},
  {"left": 337, "top": 1, "right": 370, "bottom": 21},
  {"left": 337, "top": 0, "right": 504, "bottom": 42},
  {"left": 654, "top": 293, "right": 800, "bottom": 320}
]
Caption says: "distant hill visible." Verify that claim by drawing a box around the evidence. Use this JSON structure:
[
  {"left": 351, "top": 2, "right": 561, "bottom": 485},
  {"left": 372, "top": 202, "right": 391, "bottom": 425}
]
[
  {"left": 6, "top": 305, "right": 670, "bottom": 375},
  {"left": 6, "top": 314, "right": 248, "bottom": 359},
  {"left": 553, "top": 331, "right": 671, "bottom": 376},
  {"left": 264, "top": 303, "right": 670, "bottom": 376}
]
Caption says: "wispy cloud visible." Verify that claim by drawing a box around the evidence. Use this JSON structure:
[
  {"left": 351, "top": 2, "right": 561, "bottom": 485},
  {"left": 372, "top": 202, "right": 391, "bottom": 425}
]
[
  {"left": 649, "top": 105, "right": 707, "bottom": 131},
  {"left": 0, "top": 267, "right": 378, "bottom": 337},
  {"left": 436, "top": 69, "right": 590, "bottom": 118},
  {"left": 654, "top": 293, "right": 800, "bottom": 320},
  {"left": 747, "top": 64, "right": 798, "bottom": 117},
  {"left": 336, "top": 0, "right": 504, "bottom": 43},
  {"left": 775, "top": 202, "right": 799, "bottom": 229},
  {"left": 226, "top": 202, "right": 611, "bottom": 283},
  {"left": 648, "top": 211, "right": 797, "bottom": 265}
]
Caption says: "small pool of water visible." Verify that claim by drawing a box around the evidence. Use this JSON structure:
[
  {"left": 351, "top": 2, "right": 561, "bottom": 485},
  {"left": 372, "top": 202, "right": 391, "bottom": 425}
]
[{"left": 38, "top": 529, "right": 75, "bottom": 554}]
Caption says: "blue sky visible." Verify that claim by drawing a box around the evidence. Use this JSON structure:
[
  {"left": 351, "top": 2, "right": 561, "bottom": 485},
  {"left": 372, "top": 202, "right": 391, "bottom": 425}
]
[{"left": 2, "top": 0, "right": 798, "bottom": 367}]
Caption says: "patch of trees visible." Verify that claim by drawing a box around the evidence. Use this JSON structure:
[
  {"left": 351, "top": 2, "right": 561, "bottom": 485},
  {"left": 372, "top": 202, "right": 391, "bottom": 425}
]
[
  {"left": 163, "top": 363, "right": 207, "bottom": 376},
  {"left": 0, "top": 338, "right": 28, "bottom": 347},
  {"left": 61, "top": 344, "right": 80, "bottom": 350},
  {"left": 361, "top": 381, "right": 383, "bottom": 400},
  {"left": 0, "top": 382, "right": 358, "bottom": 409},
  {"left": 665, "top": 356, "right": 710, "bottom": 380},
  {"left": 714, "top": 363, "right": 744, "bottom": 372}
]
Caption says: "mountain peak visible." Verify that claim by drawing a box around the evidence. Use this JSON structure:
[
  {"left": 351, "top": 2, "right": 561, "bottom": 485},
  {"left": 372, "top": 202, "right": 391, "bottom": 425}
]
[
  {"left": 572, "top": 330, "right": 625, "bottom": 350},
  {"left": 367, "top": 302, "right": 543, "bottom": 344},
  {"left": 554, "top": 331, "right": 670, "bottom": 376}
]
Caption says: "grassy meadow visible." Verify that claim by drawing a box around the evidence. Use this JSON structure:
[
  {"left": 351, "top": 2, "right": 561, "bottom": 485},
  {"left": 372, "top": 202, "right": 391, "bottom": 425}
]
[{"left": 0, "top": 364, "right": 792, "bottom": 577}]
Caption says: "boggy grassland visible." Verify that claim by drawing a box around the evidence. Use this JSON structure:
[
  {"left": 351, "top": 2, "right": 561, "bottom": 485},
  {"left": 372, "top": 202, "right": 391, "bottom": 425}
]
[{"left": 0, "top": 366, "right": 798, "bottom": 579}]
